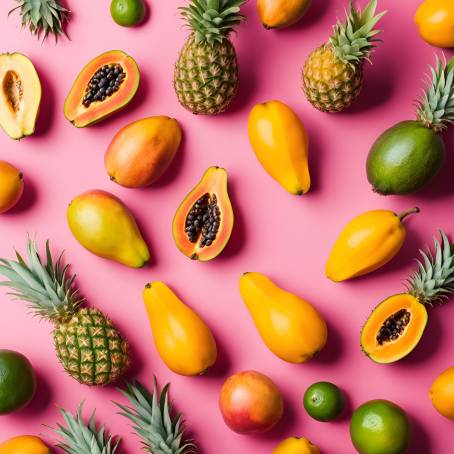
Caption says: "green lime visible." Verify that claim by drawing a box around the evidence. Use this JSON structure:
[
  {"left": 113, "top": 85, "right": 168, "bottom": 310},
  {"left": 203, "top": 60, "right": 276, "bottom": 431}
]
[
  {"left": 110, "top": 0, "right": 146, "bottom": 27},
  {"left": 0, "top": 349, "right": 36, "bottom": 415},
  {"left": 303, "top": 381, "right": 345, "bottom": 421},
  {"left": 350, "top": 399, "right": 411, "bottom": 454}
]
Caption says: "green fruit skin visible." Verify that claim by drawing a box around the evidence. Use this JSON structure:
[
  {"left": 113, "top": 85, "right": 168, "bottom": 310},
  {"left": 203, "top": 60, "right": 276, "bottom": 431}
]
[
  {"left": 303, "top": 381, "right": 346, "bottom": 422},
  {"left": 350, "top": 400, "right": 411, "bottom": 454},
  {"left": 366, "top": 120, "right": 445, "bottom": 195},
  {"left": 0, "top": 350, "right": 36, "bottom": 414},
  {"left": 110, "top": 0, "right": 145, "bottom": 27}
]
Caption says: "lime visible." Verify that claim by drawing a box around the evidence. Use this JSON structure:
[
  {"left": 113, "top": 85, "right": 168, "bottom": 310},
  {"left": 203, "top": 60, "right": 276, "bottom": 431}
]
[
  {"left": 111, "top": 0, "right": 146, "bottom": 27},
  {"left": 0, "top": 350, "right": 36, "bottom": 414},
  {"left": 350, "top": 399, "right": 411, "bottom": 454},
  {"left": 303, "top": 381, "right": 345, "bottom": 421}
]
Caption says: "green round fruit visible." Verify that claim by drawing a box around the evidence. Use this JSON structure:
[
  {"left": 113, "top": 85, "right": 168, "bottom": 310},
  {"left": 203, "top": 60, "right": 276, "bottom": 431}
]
[
  {"left": 0, "top": 350, "right": 36, "bottom": 414},
  {"left": 366, "top": 120, "right": 445, "bottom": 195},
  {"left": 303, "top": 381, "right": 345, "bottom": 421},
  {"left": 110, "top": 0, "right": 145, "bottom": 27},
  {"left": 350, "top": 399, "right": 411, "bottom": 454}
]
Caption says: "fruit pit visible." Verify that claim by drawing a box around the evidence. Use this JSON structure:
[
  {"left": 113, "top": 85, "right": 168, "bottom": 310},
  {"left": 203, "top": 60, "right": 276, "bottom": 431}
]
[
  {"left": 376, "top": 309, "right": 411, "bottom": 345},
  {"left": 83, "top": 64, "right": 125, "bottom": 107},
  {"left": 3, "top": 70, "right": 23, "bottom": 113}
]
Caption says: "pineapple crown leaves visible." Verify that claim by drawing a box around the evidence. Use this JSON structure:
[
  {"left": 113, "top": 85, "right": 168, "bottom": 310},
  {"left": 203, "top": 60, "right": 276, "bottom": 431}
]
[
  {"left": 9, "top": 0, "right": 70, "bottom": 42},
  {"left": 416, "top": 55, "right": 454, "bottom": 133},
  {"left": 48, "top": 402, "right": 120, "bottom": 454},
  {"left": 406, "top": 230, "right": 454, "bottom": 305},
  {"left": 0, "top": 238, "right": 84, "bottom": 322},
  {"left": 329, "top": 0, "right": 387, "bottom": 67},
  {"left": 180, "top": 0, "right": 246, "bottom": 45},
  {"left": 114, "top": 378, "right": 198, "bottom": 454}
]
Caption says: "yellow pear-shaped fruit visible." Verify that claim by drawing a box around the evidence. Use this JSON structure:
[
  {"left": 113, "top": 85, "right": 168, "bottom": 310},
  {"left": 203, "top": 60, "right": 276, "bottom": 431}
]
[
  {"left": 258, "top": 0, "right": 312, "bottom": 29},
  {"left": 326, "top": 207, "right": 420, "bottom": 282},
  {"left": 273, "top": 437, "right": 320, "bottom": 454},
  {"left": 143, "top": 282, "right": 217, "bottom": 376},
  {"left": 0, "top": 435, "right": 50, "bottom": 454},
  {"left": 248, "top": 100, "right": 310, "bottom": 195},
  {"left": 239, "top": 272, "right": 327, "bottom": 363},
  {"left": 430, "top": 366, "right": 454, "bottom": 420},
  {"left": 67, "top": 189, "right": 150, "bottom": 268}
]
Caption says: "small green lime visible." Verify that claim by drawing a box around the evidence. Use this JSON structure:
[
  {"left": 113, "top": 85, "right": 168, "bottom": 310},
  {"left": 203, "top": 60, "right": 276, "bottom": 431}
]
[
  {"left": 110, "top": 0, "right": 146, "bottom": 27},
  {"left": 0, "top": 349, "right": 36, "bottom": 415},
  {"left": 303, "top": 381, "right": 345, "bottom": 422}
]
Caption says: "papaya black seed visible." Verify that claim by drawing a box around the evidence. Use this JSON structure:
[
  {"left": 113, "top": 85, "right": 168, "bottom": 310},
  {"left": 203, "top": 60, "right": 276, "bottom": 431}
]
[{"left": 376, "top": 309, "right": 411, "bottom": 345}]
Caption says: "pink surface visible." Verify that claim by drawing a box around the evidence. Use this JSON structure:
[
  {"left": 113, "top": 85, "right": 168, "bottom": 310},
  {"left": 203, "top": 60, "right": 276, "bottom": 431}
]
[{"left": 1, "top": 0, "right": 454, "bottom": 452}]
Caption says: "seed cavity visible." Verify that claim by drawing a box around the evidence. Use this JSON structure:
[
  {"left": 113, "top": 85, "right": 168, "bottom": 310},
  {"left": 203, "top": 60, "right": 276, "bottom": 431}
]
[
  {"left": 83, "top": 64, "right": 125, "bottom": 108},
  {"left": 376, "top": 309, "right": 411, "bottom": 345},
  {"left": 3, "top": 70, "right": 23, "bottom": 113},
  {"left": 185, "top": 193, "right": 221, "bottom": 248}
]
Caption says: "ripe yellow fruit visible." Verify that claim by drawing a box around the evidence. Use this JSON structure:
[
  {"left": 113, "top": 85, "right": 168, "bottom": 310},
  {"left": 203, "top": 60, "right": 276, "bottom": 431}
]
[
  {"left": 430, "top": 366, "right": 454, "bottom": 419},
  {"left": 0, "top": 435, "right": 50, "bottom": 454},
  {"left": 0, "top": 160, "right": 24, "bottom": 213},
  {"left": 273, "top": 437, "right": 320, "bottom": 454},
  {"left": 248, "top": 100, "right": 310, "bottom": 195},
  {"left": 415, "top": 0, "right": 454, "bottom": 48},
  {"left": 258, "top": 0, "right": 312, "bottom": 29}
]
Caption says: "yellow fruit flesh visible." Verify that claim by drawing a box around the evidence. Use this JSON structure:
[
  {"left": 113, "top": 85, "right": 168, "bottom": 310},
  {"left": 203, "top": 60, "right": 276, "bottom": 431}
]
[
  {"left": 415, "top": 0, "right": 454, "bottom": 48},
  {"left": 0, "top": 435, "right": 50, "bottom": 454},
  {"left": 239, "top": 272, "right": 327, "bottom": 363},
  {"left": 143, "top": 282, "right": 217, "bottom": 376},
  {"left": 248, "top": 100, "right": 310, "bottom": 195},
  {"left": 258, "top": 0, "right": 312, "bottom": 29},
  {"left": 430, "top": 366, "right": 454, "bottom": 420},
  {"left": 0, "top": 161, "right": 23, "bottom": 213},
  {"left": 273, "top": 437, "right": 320, "bottom": 454}
]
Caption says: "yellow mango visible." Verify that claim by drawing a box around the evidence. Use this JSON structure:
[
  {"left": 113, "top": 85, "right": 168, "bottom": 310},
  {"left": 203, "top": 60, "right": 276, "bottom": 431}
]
[
  {"left": 0, "top": 161, "right": 24, "bottom": 213},
  {"left": 239, "top": 272, "right": 327, "bottom": 363},
  {"left": 0, "top": 436, "right": 50, "bottom": 454},
  {"left": 430, "top": 366, "right": 454, "bottom": 420},
  {"left": 258, "top": 0, "right": 312, "bottom": 29},
  {"left": 67, "top": 189, "right": 150, "bottom": 268},
  {"left": 326, "top": 207, "right": 420, "bottom": 282},
  {"left": 248, "top": 100, "right": 310, "bottom": 195},
  {"left": 143, "top": 282, "right": 217, "bottom": 376},
  {"left": 273, "top": 437, "right": 320, "bottom": 454}
]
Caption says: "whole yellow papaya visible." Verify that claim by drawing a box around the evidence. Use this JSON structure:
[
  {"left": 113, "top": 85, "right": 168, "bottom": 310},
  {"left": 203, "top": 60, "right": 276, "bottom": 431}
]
[
  {"left": 143, "top": 282, "right": 217, "bottom": 376},
  {"left": 239, "top": 272, "right": 327, "bottom": 363},
  {"left": 248, "top": 100, "right": 310, "bottom": 195},
  {"left": 258, "top": 0, "right": 312, "bottom": 29},
  {"left": 273, "top": 437, "right": 320, "bottom": 454},
  {"left": 0, "top": 436, "right": 50, "bottom": 454},
  {"left": 326, "top": 207, "right": 420, "bottom": 282}
]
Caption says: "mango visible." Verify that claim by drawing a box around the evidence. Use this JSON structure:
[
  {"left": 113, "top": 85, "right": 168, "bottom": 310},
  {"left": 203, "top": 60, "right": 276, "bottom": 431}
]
[
  {"left": 105, "top": 116, "right": 182, "bottom": 188},
  {"left": 239, "top": 272, "right": 327, "bottom": 363},
  {"left": 143, "top": 282, "right": 217, "bottom": 376},
  {"left": 67, "top": 189, "right": 150, "bottom": 268},
  {"left": 258, "top": 0, "right": 312, "bottom": 29},
  {"left": 430, "top": 366, "right": 454, "bottom": 420},
  {"left": 0, "top": 436, "right": 50, "bottom": 454},
  {"left": 273, "top": 437, "right": 320, "bottom": 454},
  {"left": 0, "top": 161, "right": 24, "bottom": 213}
]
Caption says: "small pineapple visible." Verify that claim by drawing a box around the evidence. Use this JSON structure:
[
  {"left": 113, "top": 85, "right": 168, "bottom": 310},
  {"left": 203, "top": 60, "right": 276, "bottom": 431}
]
[
  {"left": 0, "top": 239, "right": 129, "bottom": 386},
  {"left": 49, "top": 403, "right": 120, "bottom": 453},
  {"left": 174, "top": 0, "right": 246, "bottom": 115},
  {"left": 302, "top": 0, "right": 386, "bottom": 112},
  {"left": 9, "top": 0, "right": 70, "bottom": 41},
  {"left": 114, "top": 379, "right": 198, "bottom": 453}
]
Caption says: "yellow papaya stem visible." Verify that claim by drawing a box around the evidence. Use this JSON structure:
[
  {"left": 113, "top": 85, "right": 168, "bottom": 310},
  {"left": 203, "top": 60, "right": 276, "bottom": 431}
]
[{"left": 398, "top": 207, "right": 420, "bottom": 222}]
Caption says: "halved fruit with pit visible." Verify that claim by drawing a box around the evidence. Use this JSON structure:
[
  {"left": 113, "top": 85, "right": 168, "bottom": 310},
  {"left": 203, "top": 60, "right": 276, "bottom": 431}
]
[
  {"left": 0, "top": 53, "right": 41, "bottom": 140},
  {"left": 173, "top": 167, "right": 234, "bottom": 261},
  {"left": 64, "top": 50, "right": 139, "bottom": 128}
]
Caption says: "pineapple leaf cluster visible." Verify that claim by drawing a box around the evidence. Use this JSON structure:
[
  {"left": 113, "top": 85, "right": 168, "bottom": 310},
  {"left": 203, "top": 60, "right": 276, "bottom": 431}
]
[
  {"left": 180, "top": 0, "right": 246, "bottom": 44},
  {"left": 416, "top": 56, "right": 454, "bottom": 133},
  {"left": 49, "top": 403, "right": 120, "bottom": 454},
  {"left": 0, "top": 239, "right": 83, "bottom": 322},
  {"left": 115, "top": 379, "right": 198, "bottom": 454},
  {"left": 407, "top": 230, "right": 454, "bottom": 305},
  {"left": 330, "top": 0, "right": 386, "bottom": 67}
]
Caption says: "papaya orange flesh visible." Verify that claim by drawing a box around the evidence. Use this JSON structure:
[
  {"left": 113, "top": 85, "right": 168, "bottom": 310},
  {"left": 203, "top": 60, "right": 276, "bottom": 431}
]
[
  {"left": 361, "top": 293, "right": 428, "bottom": 364},
  {"left": 64, "top": 50, "right": 139, "bottom": 128},
  {"left": 173, "top": 167, "right": 234, "bottom": 261}
]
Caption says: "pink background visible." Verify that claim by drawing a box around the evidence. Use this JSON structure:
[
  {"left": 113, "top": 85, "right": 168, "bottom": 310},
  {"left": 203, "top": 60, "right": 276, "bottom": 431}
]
[{"left": 1, "top": 0, "right": 454, "bottom": 452}]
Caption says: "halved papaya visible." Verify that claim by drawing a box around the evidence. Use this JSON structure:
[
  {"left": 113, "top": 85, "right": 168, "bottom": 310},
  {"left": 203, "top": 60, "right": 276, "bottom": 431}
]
[
  {"left": 173, "top": 167, "right": 234, "bottom": 261},
  {"left": 64, "top": 50, "right": 139, "bottom": 128},
  {"left": 361, "top": 293, "right": 428, "bottom": 364}
]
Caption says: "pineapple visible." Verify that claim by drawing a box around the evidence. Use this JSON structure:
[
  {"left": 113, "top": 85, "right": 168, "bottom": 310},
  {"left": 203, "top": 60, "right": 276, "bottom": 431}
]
[
  {"left": 9, "top": 0, "right": 70, "bottom": 41},
  {"left": 115, "top": 379, "right": 198, "bottom": 453},
  {"left": 174, "top": 0, "right": 246, "bottom": 115},
  {"left": 302, "top": 0, "right": 386, "bottom": 112},
  {"left": 49, "top": 403, "right": 120, "bottom": 453},
  {"left": 0, "top": 239, "right": 129, "bottom": 386}
]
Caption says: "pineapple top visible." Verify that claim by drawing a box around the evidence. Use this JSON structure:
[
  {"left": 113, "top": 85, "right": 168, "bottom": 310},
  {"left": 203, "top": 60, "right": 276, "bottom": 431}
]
[
  {"left": 9, "top": 0, "right": 70, "bottom": 41},
  {"left": 0, "top": 239, "right": 84, "bottom": 323},
  {"left": 329, "top": 0, "right": 386, "bottom": 67},
  {"left": 180, "top": 0, "right": 246, "bottom": 44},
  {"left": 49, "top": 403, "right": 120, "bottom": 454},
  {"left": 417, "top": 56, "right": 454, "bottom": 133},
  {"left": 115, "top": 379, "right": 198, "bottom": 454},
  {"left": 407, "top": 230, "right": 454, "bottom": 305}
]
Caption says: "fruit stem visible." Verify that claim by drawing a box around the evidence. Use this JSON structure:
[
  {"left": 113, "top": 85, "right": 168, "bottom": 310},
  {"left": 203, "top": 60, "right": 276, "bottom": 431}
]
[{"left": 398, "top": 207, "right": 420, "bottom": 222}]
